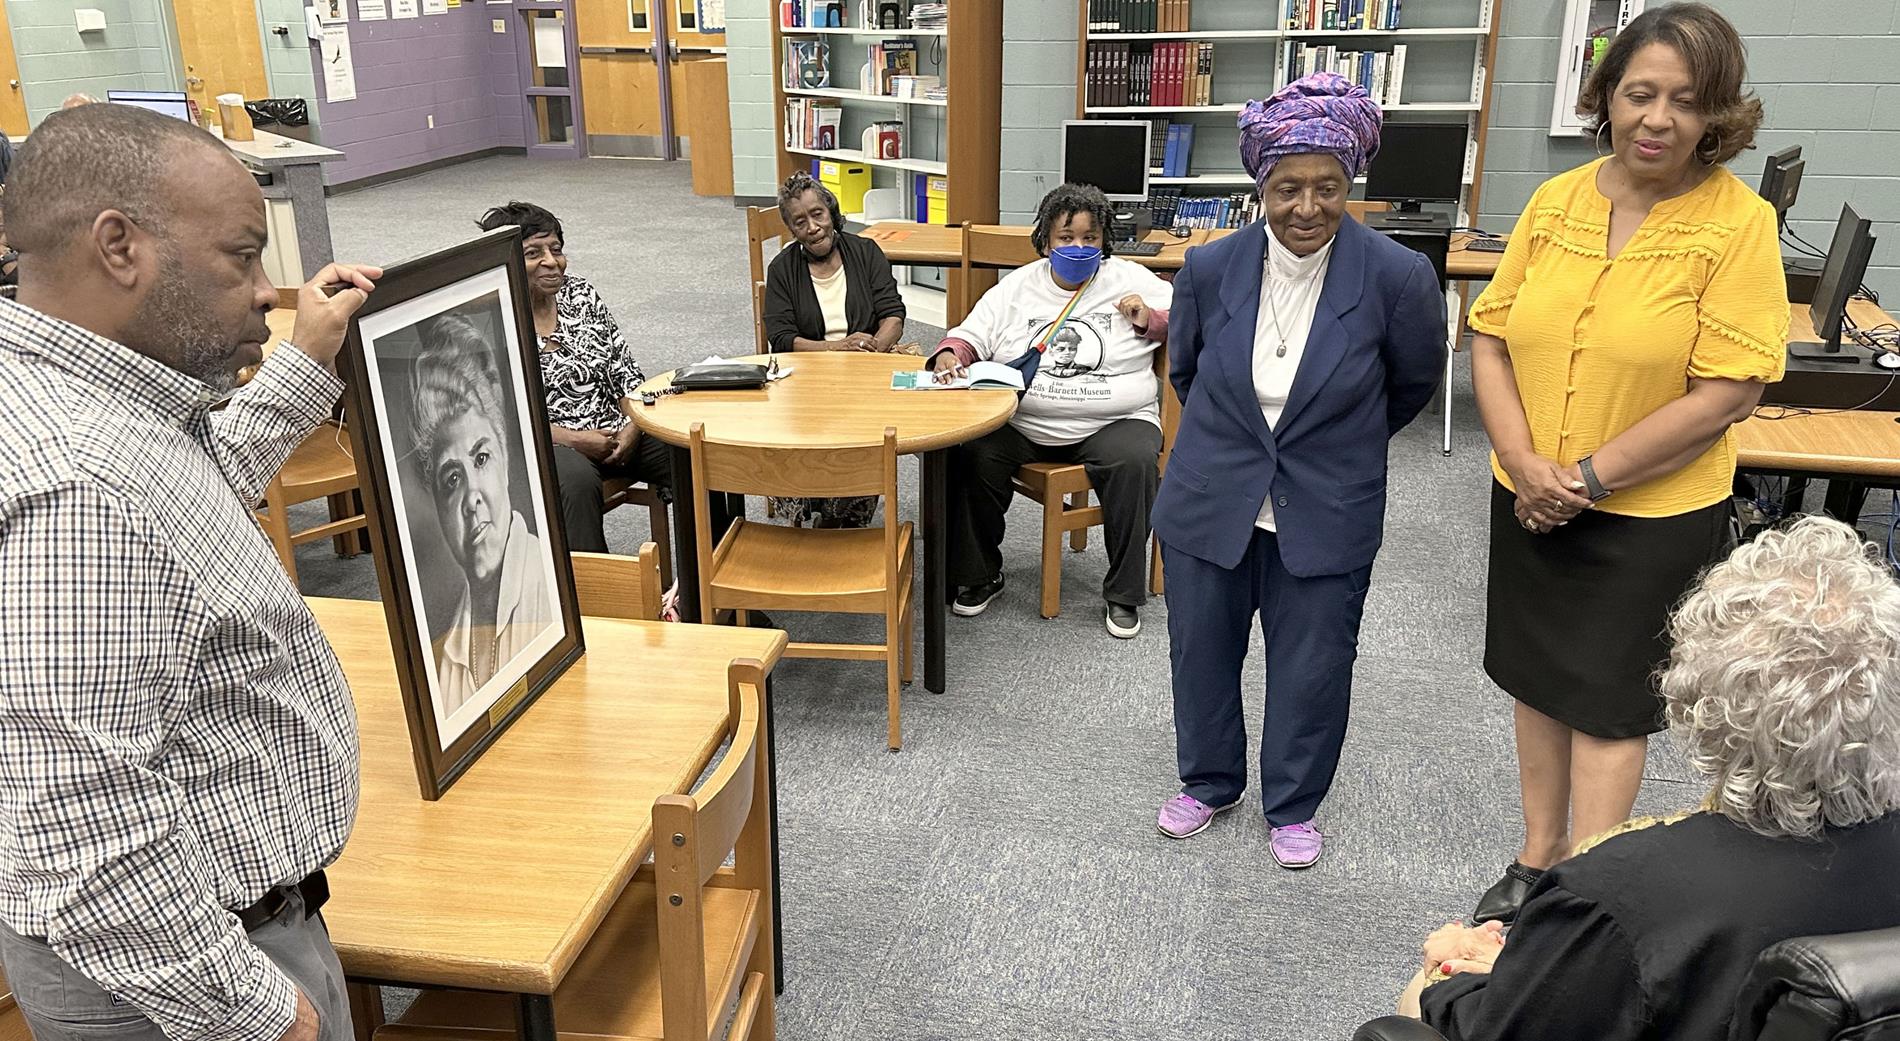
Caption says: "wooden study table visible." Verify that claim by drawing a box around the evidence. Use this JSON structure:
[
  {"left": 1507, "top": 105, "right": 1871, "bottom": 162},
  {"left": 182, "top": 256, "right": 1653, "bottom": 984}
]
[
  {"left": 309, "top": 597, "right": 787, "bottom": 1040},
  {"left": 632, "top": 352, "right": 1016, "bottom": 695}
]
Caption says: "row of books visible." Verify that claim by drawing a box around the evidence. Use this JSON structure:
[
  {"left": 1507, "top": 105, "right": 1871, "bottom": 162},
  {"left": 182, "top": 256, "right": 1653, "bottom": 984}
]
[
  {"left": 780, "top": 0, "right": 845, "bottom": 28},
  {"left": 1137, "top": 189, "right": 1259, "bottom": 231},
  {"left": 1284, "top": 42, "right": 1407, "bottom": 106},
  {"left": 1085, "top": 41, "right": 1213, "bottom": 108},
  {"left": 1085, "top": 0, "right": 1190, "bottom": 32},
  {"left": 1157, "top": 123, "right": 1196, "bottom": 178},
  {"left": 1286, "top": 0, "right": 1403, "bottom": 31},
  {"left": 783, "top": 98, "right": 843, "bottom": 151}
]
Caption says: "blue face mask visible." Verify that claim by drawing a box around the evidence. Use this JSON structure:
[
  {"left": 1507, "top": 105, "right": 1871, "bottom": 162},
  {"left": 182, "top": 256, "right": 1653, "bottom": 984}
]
[{"left": 1048, "top": 244, "right": 1104, "bottom": 286}]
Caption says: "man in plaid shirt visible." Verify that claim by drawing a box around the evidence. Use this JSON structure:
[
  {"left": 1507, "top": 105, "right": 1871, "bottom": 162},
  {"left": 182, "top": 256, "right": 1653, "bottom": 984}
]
[{"left": 0, "top": 104, "right": 381, "bottom": 1040}]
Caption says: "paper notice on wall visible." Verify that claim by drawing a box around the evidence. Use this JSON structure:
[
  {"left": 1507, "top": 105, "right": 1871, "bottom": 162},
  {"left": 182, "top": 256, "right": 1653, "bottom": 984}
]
[
  {"left": 319, "top": 23, "right": 356, "bottom": 101},
  {"left": 315, "top": 0, "right": 348, "bottom": 24},
  {"left": 391, "top": 0, "right": 418, "bottom": 17},
  {"left": 357, "top": 0, "right": 386, "bottom": 19},
  {"left": 422, "top": 0, "right": 447, "bottom": 14},
  {"left": 532, "top": 15, "right": 566, "bottom": 67}
]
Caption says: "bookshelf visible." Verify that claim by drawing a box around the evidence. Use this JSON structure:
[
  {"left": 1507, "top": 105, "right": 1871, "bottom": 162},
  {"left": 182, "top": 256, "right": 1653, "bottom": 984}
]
[
  {"left": 772, "top": 0, "right": 1001, "bottom": 306},
  {"left": 1075, "top": 0, "right": 1505, "bottom": 230}
]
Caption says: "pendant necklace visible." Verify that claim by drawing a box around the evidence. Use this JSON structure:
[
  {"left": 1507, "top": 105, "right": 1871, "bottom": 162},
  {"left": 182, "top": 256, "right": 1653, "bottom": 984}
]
[{"left": 1264, "top": 260, "right": 1324, "bottom": 359}]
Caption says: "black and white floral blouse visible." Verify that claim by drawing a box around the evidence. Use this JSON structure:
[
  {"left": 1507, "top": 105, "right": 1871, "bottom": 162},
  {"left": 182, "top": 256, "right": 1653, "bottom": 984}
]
[{"left": 537, "top": 275, "right": 643, "bottom": 431}]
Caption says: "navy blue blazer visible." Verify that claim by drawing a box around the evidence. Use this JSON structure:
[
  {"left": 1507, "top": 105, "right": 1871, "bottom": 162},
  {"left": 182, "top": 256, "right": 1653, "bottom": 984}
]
[{"left": 1152, "top": 216, "right": 1446, "bottom": 578}]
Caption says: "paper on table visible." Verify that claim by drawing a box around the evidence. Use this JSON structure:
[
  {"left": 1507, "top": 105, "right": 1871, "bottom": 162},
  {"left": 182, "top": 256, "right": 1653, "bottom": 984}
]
[{"left": 318, "top": 24, "right": 356, "bottom": 102}]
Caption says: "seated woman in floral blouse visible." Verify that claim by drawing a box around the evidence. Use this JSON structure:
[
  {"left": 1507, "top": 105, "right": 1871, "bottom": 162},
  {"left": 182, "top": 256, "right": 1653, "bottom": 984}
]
[{"left": 475, "top": 201, "right": 732, "bottom": 554}]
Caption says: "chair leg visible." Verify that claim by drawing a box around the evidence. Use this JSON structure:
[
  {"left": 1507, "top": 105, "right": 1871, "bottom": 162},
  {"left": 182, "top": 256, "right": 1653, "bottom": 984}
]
[
  {"left": 346, "top": 983, "right": 384, "bottom": 1041},
  {"left": 886, "top": 632, "right": 903, "bottom": 752},
  {"left": 645, "top": 499, "right": 674, "bottom": 588},
  {"left": 1039, "top": 496, "right": 1063, "bottom": 620},
  {"left": 1068, "top": 492, "right": 1089, "bottom": 551},
  {"left": 900, "top": 600, "right": 915, "bottom": 685},
  {"left": 1149, "top": 532, "right": 1165, "bottom": 597}
]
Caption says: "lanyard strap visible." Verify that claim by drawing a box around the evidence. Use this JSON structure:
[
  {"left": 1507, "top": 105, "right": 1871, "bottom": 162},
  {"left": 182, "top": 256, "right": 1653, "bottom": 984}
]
[{"left": 1031, "top": 277, "right": 1093, "bottom": 353}]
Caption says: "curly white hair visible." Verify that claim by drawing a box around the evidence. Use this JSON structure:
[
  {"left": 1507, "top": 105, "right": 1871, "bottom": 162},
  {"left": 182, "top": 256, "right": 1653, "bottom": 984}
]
[{"left": 1661, "top": 516, "right": 1900, "bottom": 839}]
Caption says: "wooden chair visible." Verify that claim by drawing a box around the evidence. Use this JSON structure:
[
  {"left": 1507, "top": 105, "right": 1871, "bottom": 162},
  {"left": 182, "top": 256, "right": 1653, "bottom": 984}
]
[
  {"left": 690, "top": 423, "right": 913, "bottom": 751},
  {"left": 1012, "top": 342, "right": 1178, "bottom": 618},
  {"left": 745, "top": 206, "right": 790, "bottom": 354},
  {"left": 602, "top": 479, "right": 674, "bottom": 587},
  {"left": 253, "top": 288, "right": 369, "bottom": 586},
  {"left": 571, "top": 545, "right": 664, "bottom": 621},
  {"left": 0, "top": 967, "right": 30, "bottom": 1041},
  {"left": 376, "top": 659, "right": 777, "bottom": 1041}
]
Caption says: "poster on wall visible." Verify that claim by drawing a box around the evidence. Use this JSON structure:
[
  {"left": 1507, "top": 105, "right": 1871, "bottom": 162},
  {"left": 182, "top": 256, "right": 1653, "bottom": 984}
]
[
  {"left": 422, "top": 0, "right": 448, "bottom": 15},
  {"left": 316, "top": 0, "right": 349, "bottom": 24},
  {"left": 319, "top": 23, "right": 357, "bottom": 102},
  {"left": 698, "top": 0, "right": 724, "bottom": 31},
  {"left": 391, "top": 0, "right": 418, "bottom": 18},
  {"left": 357, "top": 0, "right": 387, "bottom": 20}
]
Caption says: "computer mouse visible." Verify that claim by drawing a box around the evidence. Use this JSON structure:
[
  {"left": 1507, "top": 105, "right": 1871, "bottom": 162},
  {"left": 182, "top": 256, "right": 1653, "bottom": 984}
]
[{"left": 1877, "top": 351, "right": 1900, "bottom": 370}]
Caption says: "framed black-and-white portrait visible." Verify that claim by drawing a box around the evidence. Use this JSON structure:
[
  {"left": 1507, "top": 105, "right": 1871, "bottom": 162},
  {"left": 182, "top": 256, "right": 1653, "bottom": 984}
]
[{"left": 342, "top": 227, "right": 583, "bottom": 800}]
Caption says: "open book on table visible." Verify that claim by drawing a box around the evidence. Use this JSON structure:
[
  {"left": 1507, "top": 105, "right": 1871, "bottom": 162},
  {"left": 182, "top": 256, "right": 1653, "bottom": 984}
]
[{"left": 891, "top": 361, "right": 1025, "bottom": 392}]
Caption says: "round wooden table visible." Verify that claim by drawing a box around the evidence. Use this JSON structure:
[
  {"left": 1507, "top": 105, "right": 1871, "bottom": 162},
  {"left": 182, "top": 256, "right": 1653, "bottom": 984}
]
[{"left": 631, "top": 352, "right": 1016, "bottom": 693}]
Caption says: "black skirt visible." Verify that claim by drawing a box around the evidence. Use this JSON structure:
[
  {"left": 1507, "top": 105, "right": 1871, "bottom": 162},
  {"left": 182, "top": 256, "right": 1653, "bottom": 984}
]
[{"left": 1484, "top": 481, "right": 1732, "bottom": 739}]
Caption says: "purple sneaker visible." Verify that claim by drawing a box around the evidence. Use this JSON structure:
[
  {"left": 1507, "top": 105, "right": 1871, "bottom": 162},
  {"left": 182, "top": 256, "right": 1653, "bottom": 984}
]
[
  {"left": 1157, "top": 793, "right": 1239, "bottom": 839},
  {"left": 1269, "top": 820, "right": 1324, "bottom": 868}
]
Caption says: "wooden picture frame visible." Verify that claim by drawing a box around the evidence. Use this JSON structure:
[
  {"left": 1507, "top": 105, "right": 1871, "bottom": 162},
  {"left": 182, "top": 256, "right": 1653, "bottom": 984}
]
[{"left": 341, "top": 227, "right": 584, "bottom": 800}]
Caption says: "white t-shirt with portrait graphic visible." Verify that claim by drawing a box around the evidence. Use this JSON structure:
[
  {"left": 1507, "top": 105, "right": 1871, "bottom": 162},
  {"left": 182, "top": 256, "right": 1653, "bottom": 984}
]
[{"left": 943, "top": 257, "right": 1173, "bottom": 446}]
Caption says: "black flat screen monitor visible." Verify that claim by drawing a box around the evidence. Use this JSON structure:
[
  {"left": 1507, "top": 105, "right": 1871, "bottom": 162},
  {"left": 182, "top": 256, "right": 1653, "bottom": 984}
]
[
  {"left": 107, "top": 89, "right": 192, "bottom": 122},
  {"left": 1759, "top": 145, "right": 1803, "bottom": 230},
  {"left": 1060, "top": 120, "right": 1151, "bottom": 203},
  {"left": 1365, "top": 123, "right": 1465, "bottom": 214},
  {"left": 1789, "top": 203, "right": 1876, "bottom": 362}
]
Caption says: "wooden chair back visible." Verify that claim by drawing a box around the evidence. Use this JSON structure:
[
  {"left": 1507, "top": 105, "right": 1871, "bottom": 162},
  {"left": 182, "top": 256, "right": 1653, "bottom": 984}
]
[
  {"left": 569, "top": 546, "right": 663, "bottom": 621},
  {"left": 653, "top": 658, "right": 772, "bottom": 1041},
  {"left": 688, "top": 423, "right": 896, "bottom": 500},
  {"left": 746, "top": 206, "right": 789, "bottom": 353}
]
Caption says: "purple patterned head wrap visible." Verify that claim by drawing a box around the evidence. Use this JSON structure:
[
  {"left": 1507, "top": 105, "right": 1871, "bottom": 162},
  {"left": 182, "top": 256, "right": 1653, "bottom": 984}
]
[{"left": 1238, "top": 72, "right": 1384, "bottom": 185}]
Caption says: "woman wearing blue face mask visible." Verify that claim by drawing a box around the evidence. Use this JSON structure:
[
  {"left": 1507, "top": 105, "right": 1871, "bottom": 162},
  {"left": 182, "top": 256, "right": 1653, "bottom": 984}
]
[{"left": 928, "top": 182, "right": 1172, "bottom": 639}]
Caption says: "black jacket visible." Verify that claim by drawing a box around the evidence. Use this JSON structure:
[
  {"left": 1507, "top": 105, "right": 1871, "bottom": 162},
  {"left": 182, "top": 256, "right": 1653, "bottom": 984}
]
[
  {"left": 1421, "top": 811, "right": 1900, "bottom": 1041},
  {"left": 762, "top": 230, "right": 905, "bottom": 353}
]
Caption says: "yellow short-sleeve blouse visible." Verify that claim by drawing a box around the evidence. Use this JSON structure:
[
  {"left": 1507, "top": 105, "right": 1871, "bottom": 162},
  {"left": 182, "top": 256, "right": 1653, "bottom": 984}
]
[{"left": 1469, "top": 158, "right": 1789, "bottom": 517}]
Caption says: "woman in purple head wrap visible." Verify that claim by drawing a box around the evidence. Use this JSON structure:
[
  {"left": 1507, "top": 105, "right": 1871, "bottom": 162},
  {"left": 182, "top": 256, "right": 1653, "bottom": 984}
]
[{"left": 1151, "top": 72, "right": 1448, "bottom": 866}]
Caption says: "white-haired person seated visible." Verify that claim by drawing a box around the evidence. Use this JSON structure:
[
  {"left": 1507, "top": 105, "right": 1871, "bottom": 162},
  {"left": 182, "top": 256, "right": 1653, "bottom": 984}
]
[{"left": 1395, "top": 516, "right": 1900, "bottom": 1041}]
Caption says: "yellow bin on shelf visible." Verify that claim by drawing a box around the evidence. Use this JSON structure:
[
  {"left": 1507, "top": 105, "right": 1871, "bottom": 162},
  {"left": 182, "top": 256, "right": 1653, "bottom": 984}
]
[
  {"left": 818, "top": 160, "right": 871, "bottom": 215},
  {"left": 923, "top": 175, "right": 949, "bottom": 224}
]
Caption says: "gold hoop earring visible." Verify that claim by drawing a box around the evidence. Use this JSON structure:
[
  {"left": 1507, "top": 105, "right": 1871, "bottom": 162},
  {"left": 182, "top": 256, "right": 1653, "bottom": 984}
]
[
  {"left": 1696, "top": 132, "right": 1723, "bottom": 166},
  {"left": 1594, "top": 122, "right": 1612, "bottom": 157}
]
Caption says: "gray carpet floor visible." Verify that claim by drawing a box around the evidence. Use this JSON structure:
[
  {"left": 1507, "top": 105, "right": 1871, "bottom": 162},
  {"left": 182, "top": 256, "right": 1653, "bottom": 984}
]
[{"left": 299, "top": 155, "right": 1817, "bottom": 1040}]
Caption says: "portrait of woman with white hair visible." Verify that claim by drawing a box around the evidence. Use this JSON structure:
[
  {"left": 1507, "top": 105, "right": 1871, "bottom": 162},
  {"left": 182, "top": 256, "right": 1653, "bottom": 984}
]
[{"left": 1390, "top": 516, "right": 1900, "bottom": 1041}]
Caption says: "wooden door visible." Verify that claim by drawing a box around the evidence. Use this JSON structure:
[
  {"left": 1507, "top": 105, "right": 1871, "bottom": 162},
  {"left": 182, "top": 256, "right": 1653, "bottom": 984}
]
[
  {"left": 0, "top": 3, "right": 27, "bottom": 136},
  {"left": 171, "top": 0, "right": 270, "bottom": 113},
  {"left": 575, "top": 0, "right": 670, "bottom": 156}
]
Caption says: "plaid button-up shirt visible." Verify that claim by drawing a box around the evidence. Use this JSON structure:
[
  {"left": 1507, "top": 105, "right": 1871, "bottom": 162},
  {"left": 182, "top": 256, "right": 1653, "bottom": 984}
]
[{"left": 0, "top": 297, "right": 360, "bottom": 1041}]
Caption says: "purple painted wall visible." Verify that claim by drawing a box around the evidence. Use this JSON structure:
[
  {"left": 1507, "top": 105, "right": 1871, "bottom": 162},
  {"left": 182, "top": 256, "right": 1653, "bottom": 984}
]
[{"left": 309, "top": 4, "right": 528, "bottom": 186}]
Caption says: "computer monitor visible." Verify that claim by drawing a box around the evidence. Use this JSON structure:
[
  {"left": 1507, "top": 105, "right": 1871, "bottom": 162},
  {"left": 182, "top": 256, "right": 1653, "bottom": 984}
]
[
  {"left": 1789, "top": 203, "right": 1876, "bottom": 363},
  {"left": 1758, "top": 145, "right": 1803, "bottom": 230},
  {"left": 1060, "top": 120, "right": 1151, "bottom": 204},
  {"left": 1364, "top": 123, "right": 1465, "bottom": 219},
  {"left": 107, "top": 89, "right": 192, "bottom": 122}
]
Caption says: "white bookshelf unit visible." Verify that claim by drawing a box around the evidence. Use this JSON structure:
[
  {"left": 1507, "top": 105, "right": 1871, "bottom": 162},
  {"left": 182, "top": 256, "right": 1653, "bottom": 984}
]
[{"left": 1076, "top": 0, "right": 1506, "bottom": 229}]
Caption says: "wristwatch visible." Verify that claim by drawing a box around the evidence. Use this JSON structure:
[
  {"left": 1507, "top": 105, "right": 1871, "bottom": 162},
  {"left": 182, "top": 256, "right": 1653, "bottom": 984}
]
[{"left": 1578, "top": 455, "right": 1613, "bottom": 502}]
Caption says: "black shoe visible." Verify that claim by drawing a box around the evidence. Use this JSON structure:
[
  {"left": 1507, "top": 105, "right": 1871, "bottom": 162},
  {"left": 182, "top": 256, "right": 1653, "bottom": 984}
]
[
  {"left": 1472, "top": 861, "right": 1545, "bottom": 925},
  {"left": 953, "top": 575, "right": 1005, "bottom": 617},
  {"left": 1105, "top": 602, "right": 1141, "bottom": 639}
]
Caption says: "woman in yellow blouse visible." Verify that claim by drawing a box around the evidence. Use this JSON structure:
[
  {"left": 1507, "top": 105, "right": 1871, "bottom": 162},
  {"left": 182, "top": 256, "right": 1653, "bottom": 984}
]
[{"left": 1467, "top": 2, "right": 1787, "bottom": 926}]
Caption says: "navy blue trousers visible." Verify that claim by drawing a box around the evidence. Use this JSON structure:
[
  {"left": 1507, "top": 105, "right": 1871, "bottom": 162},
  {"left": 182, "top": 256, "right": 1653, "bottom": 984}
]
[{"left": 1164, "top": 528, "right": 1372, "bottom": 827}]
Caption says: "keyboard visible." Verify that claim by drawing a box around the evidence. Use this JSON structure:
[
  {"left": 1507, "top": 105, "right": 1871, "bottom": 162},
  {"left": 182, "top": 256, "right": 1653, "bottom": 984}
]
[
  {"left": 1118, "top": 241, "right": 1165, "bottom": 257},
  {"left": 1463, "top": 237, "right": 1508, "bottom": 253}
]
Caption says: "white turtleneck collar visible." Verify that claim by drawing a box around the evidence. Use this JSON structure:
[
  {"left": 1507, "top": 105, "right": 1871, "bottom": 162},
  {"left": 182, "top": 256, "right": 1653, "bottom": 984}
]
[{"left": 1265, "top": 224, "right": 1335, "bottom": 285}]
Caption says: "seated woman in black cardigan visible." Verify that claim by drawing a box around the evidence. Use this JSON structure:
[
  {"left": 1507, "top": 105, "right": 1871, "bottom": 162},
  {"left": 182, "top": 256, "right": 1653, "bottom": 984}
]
[
  {"left": 761, "top": 170, "right": 907, "bottom": 526},
  {"left": 1394, "top": 517, "right": 1900, "bottom": 1041}
]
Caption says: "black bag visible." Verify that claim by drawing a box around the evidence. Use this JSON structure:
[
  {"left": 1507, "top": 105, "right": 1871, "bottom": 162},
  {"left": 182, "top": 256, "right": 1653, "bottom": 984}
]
[
  {"left": 670, "top": 362, "right": 770, "bottom": 391},
  {"left": 244, "top": 98, "right": 310, "bottom": 128}
]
